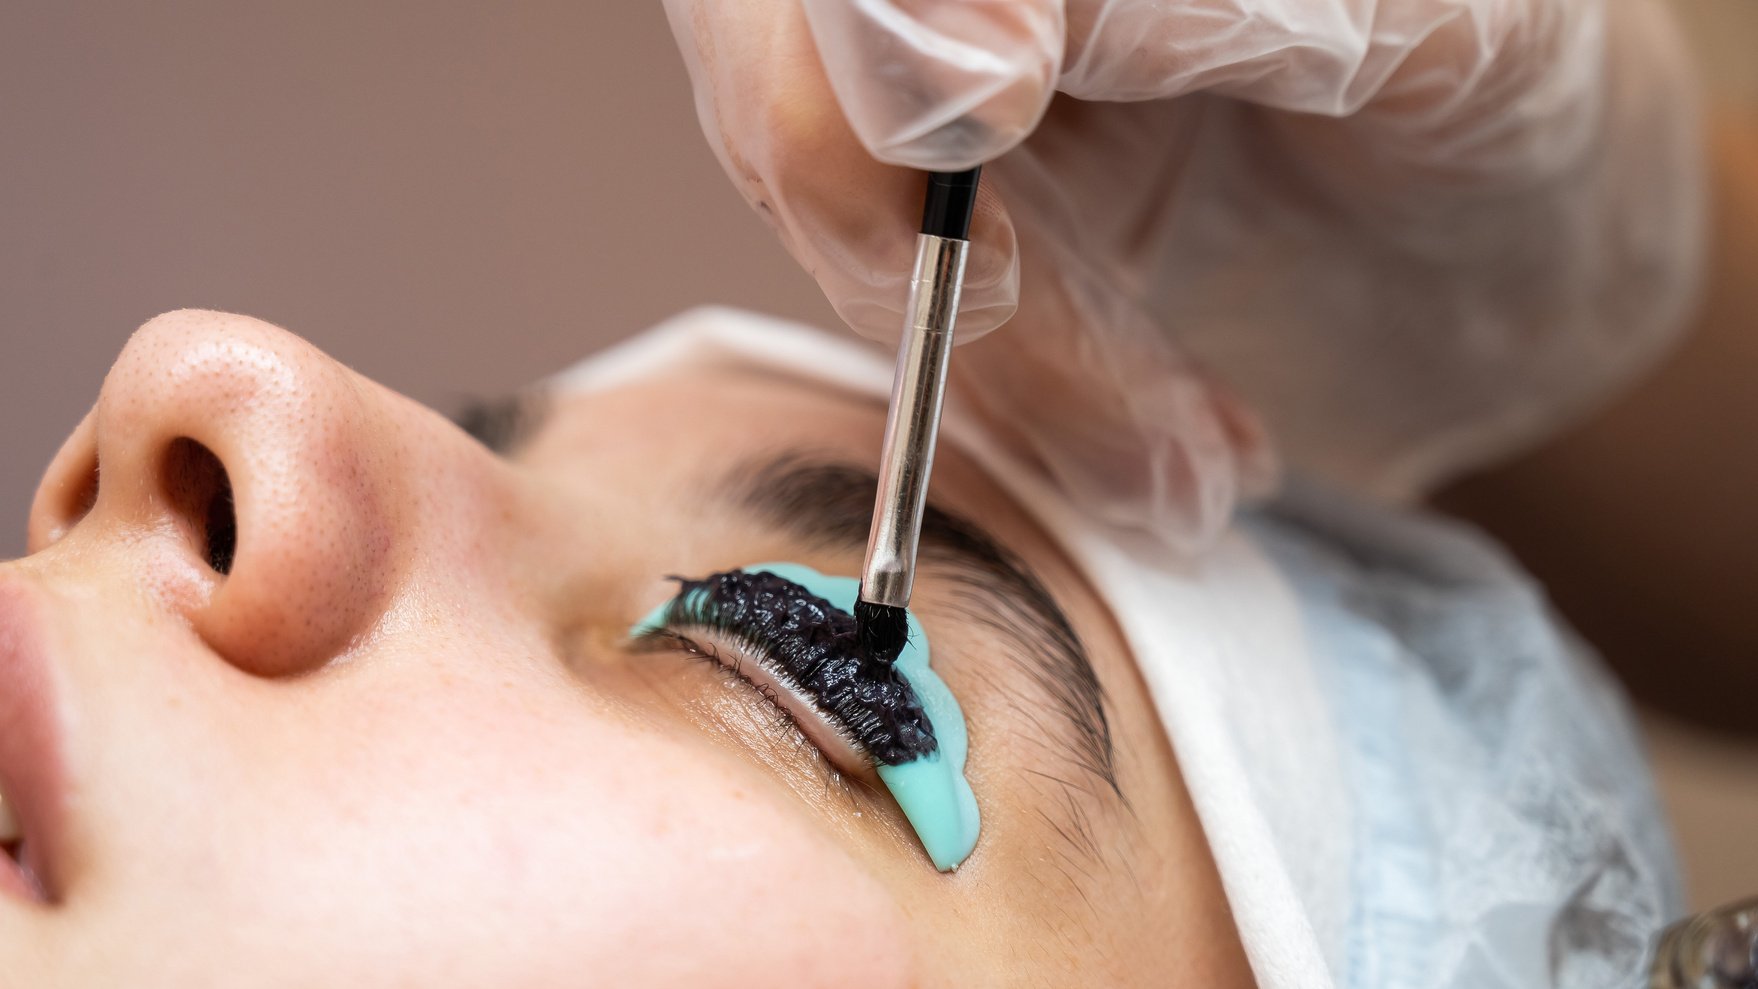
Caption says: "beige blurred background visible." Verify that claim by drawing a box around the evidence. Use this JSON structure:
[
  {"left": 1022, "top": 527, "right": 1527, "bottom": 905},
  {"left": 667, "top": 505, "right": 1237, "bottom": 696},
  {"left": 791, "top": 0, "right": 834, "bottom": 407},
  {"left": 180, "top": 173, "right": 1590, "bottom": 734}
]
[
  {"left": 1, "top": 2, "right": 1752, "bottom": 918},
  {"left": 0, "top": 2, "right": 835, "bottom": 555}
]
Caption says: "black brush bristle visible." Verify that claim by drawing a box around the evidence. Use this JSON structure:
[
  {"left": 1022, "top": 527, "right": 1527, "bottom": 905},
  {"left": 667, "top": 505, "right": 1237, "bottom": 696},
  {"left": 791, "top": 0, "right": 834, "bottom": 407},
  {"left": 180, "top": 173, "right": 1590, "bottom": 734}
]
[{"left": 854, "top": 598, "right": 910, "bottom": 665}]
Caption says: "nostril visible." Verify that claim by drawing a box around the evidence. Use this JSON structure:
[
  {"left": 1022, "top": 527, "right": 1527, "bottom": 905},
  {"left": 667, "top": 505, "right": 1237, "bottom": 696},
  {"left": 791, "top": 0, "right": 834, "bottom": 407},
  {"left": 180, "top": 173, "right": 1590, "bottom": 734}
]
[
  {"left": 161, "top": 438, "right": 237, "bottom": 576},
  {"left": 204, "top": 475, "right": 237, "bottom": 576}
]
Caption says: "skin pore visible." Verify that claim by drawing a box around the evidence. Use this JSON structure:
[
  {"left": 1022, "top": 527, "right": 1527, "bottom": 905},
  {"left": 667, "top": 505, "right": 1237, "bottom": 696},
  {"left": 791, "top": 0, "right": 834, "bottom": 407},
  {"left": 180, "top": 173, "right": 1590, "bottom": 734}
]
[{"left": 2, "top": 310, "right": 1252, "bottom": 987}]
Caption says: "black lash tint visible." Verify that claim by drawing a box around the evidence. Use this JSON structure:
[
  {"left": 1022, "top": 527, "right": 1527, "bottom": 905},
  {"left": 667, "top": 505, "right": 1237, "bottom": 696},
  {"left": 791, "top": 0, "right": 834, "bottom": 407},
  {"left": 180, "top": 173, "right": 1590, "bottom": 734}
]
[{"left": 648, "top": 569, "right": 937, "bottom": 766}]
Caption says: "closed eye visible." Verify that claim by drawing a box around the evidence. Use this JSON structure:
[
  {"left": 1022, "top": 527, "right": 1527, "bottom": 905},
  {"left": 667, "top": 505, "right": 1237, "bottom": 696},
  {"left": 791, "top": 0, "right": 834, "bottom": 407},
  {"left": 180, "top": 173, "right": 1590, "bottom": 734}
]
[{"left": 633, "top": 626, "right": 873, "bottom": 779}]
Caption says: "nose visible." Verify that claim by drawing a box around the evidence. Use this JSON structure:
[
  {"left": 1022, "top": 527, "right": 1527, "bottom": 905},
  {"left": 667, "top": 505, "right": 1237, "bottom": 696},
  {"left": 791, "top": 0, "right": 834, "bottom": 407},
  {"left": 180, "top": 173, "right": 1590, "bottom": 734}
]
[{"left": 28, "top": 310, "right": 410, "bottom": 677}]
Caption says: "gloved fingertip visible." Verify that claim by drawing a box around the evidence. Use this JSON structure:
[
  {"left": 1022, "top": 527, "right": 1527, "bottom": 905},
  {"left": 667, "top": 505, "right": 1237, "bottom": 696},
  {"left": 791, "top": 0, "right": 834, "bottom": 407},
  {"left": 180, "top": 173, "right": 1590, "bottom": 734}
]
[
  {"left": 949, "top": 299, "right": 1019, "bottom": 343},
  {"left": 866, "top": 114, "right": 1036, "bottom": 173},
  {"left": 946, "top": 266, "right": 1019, "bottom": 342},
  {"left": 828, "top": 291, "right": 907, "bottom": 346},
  {"left": 805, "top": 0, "right": 1063, "bottom": 168},
  {"left": 1208, "top": 388, "right": 1282, "bottom": 501},
  {"left": 822, "top": 265, "right": 1016, "bottom": 347},
  {"left": 948, "top": 218, "right": 1019, "bottom": 341}
]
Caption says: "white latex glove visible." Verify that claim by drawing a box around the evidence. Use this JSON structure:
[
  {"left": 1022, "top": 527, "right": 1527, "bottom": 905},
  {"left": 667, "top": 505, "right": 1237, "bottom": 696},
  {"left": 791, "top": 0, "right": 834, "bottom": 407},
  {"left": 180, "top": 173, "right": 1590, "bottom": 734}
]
[{"left": 663, "top": 0, "right": 1703, "bottom": 547}]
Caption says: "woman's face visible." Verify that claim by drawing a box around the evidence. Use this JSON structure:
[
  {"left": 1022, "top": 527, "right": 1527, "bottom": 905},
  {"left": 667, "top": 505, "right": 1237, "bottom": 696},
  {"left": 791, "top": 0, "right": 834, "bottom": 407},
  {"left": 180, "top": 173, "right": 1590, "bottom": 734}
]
[{"left": 3, "top": 311, "right": 1249, "bottom": 986}]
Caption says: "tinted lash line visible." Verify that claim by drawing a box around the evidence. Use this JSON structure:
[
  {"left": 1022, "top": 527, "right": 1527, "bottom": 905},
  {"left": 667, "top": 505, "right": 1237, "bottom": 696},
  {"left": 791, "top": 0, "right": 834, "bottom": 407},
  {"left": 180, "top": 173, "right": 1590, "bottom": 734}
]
[{"left": 641, "top": 570, "right": 938, "bottom": 766}]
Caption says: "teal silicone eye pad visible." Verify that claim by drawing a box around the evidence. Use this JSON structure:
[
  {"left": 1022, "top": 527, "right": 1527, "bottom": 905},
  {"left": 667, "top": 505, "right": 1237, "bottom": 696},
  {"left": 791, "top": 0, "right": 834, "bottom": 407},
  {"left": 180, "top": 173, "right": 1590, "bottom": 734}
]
[{"left": 631, "top": 562, "right": 980, "bottom": 871}]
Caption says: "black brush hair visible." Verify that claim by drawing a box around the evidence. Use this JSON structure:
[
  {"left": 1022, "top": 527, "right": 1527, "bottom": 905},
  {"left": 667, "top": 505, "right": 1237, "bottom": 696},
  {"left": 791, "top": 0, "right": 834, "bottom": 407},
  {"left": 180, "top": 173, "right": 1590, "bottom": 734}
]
[{"left": 854, "top": 598, "right": 911, "bottom": 666}]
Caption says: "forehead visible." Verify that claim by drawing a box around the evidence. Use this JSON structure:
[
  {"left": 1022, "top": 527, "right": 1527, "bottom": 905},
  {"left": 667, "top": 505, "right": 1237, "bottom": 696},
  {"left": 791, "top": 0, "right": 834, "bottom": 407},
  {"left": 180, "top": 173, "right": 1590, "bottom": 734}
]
[{"left": 522, "top": 367, "right": 888, "bottom": 485}]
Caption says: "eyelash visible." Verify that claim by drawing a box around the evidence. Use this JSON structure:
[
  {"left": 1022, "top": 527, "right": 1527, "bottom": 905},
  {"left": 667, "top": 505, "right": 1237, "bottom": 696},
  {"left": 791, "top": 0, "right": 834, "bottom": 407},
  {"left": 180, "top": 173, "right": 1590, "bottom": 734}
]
[{"left": 633, "top": 622, "right": 869, "bottom": 791}]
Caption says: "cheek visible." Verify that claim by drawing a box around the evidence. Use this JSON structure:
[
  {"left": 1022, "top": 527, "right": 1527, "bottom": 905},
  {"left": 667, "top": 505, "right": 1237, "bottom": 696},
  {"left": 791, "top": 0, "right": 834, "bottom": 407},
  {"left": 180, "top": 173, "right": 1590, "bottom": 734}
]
[
  {"left": 123, "top": 677, "right": 921, "bottom": 988},
  {"left": 453, "top": 726, "right": 917, "bottom": 987}
]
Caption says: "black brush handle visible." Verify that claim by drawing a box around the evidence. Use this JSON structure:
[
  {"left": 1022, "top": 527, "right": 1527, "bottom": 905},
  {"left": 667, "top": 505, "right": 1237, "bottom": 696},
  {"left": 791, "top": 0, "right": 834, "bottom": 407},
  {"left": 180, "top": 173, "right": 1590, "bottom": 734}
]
[{"left": 919, "top": 168, "right": 982, "bottom": 240}]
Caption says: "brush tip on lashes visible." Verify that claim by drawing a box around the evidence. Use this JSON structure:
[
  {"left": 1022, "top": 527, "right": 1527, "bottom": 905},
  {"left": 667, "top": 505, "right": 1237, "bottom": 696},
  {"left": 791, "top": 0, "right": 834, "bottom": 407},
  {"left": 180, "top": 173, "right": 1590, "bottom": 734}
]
[{"left": 854, "top": 599, "right": 910, "bottom": 666}]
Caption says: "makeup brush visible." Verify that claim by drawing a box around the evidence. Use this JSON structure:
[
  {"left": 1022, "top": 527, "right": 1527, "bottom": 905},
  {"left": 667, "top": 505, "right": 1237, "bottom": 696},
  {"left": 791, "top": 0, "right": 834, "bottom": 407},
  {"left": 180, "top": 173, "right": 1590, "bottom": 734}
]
[{"left": 856, "top": 167, "right": 982, "bottom": 664}]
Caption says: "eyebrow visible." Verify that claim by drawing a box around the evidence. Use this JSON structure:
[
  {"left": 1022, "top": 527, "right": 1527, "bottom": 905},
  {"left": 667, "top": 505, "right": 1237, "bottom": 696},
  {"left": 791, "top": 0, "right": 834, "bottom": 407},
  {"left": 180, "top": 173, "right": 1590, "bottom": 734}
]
[
  {"left": 454, "top": 392, "right": 549, "bottom": 456},
  {"left": 725, "top": 454, "right": 1122, "bottom": 810}
]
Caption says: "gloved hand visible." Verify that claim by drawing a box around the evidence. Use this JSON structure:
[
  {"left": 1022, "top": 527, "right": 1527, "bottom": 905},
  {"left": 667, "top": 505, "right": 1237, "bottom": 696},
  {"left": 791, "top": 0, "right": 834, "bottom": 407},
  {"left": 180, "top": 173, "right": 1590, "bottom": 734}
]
[{"left": 662, "top": 0, "right": 1703, "bottom": 547}]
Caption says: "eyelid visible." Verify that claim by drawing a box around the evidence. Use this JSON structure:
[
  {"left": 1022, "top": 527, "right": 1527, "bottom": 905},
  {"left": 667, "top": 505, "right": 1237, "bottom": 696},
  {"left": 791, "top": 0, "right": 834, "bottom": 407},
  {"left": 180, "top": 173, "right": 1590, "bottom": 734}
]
[{"left": 634, "top": 626, "right": 874, "bottom": 779}]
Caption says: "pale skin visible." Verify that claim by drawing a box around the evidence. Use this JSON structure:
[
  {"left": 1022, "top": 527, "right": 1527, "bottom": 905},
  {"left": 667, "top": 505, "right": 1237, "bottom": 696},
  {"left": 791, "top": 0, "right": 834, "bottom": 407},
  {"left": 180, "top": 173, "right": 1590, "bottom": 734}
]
[{"left": 3, "top": 310, "right": 1253, "bottom": 987}]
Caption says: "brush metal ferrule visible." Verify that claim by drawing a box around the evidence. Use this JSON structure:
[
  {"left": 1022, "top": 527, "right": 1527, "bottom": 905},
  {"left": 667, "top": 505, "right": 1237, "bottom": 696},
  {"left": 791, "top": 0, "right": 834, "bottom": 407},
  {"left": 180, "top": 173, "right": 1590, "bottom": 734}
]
[{"left": 860, "top": 231, "right": 969, "bottom": 609}]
